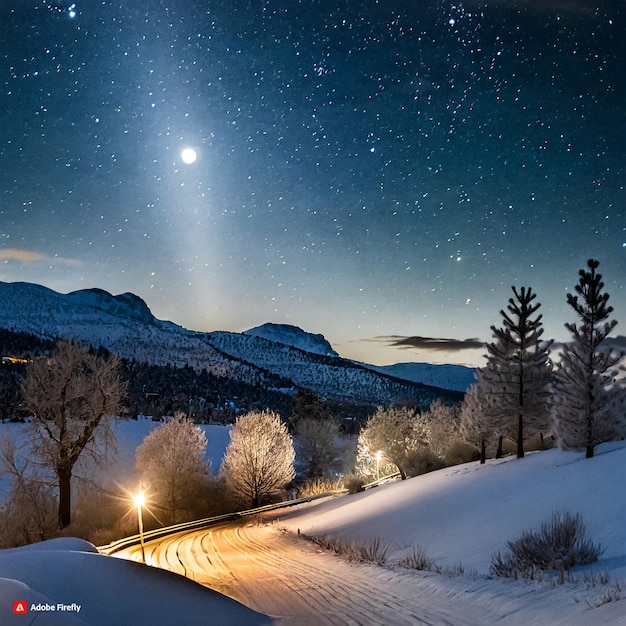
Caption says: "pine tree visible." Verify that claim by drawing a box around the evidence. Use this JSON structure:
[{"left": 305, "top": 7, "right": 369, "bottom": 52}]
[
  {"left": 472, "top": 286, "right": 553, "bottom": 459},
  {"left": 553, "top": 259, "right": 624, "bottom": 458}
]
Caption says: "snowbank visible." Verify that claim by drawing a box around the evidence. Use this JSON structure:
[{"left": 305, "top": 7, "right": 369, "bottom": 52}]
[{"left": 0, "top": 538, "right": 270, "bottom": 625}]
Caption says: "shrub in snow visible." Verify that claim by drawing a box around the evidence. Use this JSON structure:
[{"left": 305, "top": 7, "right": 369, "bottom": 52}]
[
  {"left": 490, "top": 511, "right": 604, "bottom": 582},
  {"left": 297, "top": 476, "right": 344, "bottom": 498},
  {"left": 305, "top": 533, "right": 391, "bottom": 566},
  {"left": 400, "top": 546, "right": 440, "bottom": 573},
  {"left": 444, "top": 439, "right": 481, "bottom": 465},
  {"left": 405, "top": 447, "right": 446, "bottom": 477},
  {"left": 342, "top": 474, "right": 366, "bottom": 494}
]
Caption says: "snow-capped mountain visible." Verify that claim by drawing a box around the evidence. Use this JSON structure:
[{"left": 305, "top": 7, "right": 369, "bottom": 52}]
[
  {"left": 366, "top": 362, "right": 476, "bottom": 394},
  {"left": 0, "top": 281, "right": 465, "bottom": 405},
  {"left": 244, "top": 323, "right": 338, "bottom": 357}
]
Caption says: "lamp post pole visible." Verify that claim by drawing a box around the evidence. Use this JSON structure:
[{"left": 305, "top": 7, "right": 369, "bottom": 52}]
[
  {"left": 133, "top": 492, "right": 146, "bottom": 563},
  {"left": 375, "top": 451, "right": 382, "bottom": 481}
]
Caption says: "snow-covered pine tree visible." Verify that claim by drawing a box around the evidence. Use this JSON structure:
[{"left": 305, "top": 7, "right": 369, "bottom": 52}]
[
  {"left": 472, "top": 286, "right": 553, "bottom": 459},
  {"left": 553, "top": 259, "right": 624, "bottom": 458}
]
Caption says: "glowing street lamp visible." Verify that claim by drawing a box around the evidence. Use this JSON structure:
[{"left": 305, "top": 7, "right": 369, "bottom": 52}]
[
  {"left": 375, "top": 450, "right": 382, "bottom": 481},
  {"left": 133, "top": 491, "right": 146, "bottom": 563}
]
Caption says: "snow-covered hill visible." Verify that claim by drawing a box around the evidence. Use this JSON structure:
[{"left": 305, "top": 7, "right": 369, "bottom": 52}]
[
  {"left": 367, "top": 361, "right": 476, "bottom": 393},
  {"left": 273, "top": 442, "right": 626, "bottom": 623},
  {"left": 244, "top": 322, "right": 338, "bottom": 357},
  {"left": 0, "top": 281, "right": 463, "bottom": 405}
]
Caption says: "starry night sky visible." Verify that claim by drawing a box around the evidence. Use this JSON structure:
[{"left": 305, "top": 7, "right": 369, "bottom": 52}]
[{"left": 1, "top": 0, "right": 624, "bottom": 366}]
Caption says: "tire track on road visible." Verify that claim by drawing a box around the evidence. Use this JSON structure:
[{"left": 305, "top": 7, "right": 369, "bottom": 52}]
[{"left": 114, "top": 521, "right": 490, "bottom": 625}]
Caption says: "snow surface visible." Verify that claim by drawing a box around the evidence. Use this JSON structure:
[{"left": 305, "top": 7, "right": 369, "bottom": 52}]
[
  {"left": 0, "top": 537, "right": 270, "bottom": 625},
  {"left": 270, "top": 442, "right": 626, "bottom": 623},
  {"left": 2, "top": 421, "right": 626, "bottom": 624},
  {"left": 0, "top": 422, "right": 270, "bottom": 625},
  {"left": 279, "top": 443, "right": 626, "bottom": 578}
]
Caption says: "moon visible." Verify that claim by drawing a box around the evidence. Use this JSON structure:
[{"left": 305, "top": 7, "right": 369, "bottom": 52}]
[{"left": 181, "top": 148, "right": 197, "bottom": 164}]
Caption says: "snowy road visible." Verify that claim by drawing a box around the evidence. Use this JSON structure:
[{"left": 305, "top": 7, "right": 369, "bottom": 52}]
[{"left": 112, "top": 520, "right": 498, "bottom": 626}]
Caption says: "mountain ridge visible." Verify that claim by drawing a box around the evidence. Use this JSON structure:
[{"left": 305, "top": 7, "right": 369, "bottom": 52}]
[{"left": 0, "top": 281, "right": 469, "bottom": 404}]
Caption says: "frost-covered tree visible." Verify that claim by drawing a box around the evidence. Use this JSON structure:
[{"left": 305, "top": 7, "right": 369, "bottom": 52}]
[
  {"left": 135, "top": 413, "right": 210, "bottom": 524},
  {"left": 419, "top": 399, "right": 460, "bottom": 459},
  {"left": 19, "top": 341, "right": 125, "bottom": 528},
  {"left": 553, "top": 259, "right": 625, "bottom": 458},
  {"left": 221, "top": 410, "right": 295, "bottom": 507},
  {"left": 357, "top": 406, "right": 426, "bottom": 480},
  {"left": 472, "top": 286, "right": 553, "bottom": 459},
  {"left": 460, "top": 383, "right": 495, "bottom": 463}
]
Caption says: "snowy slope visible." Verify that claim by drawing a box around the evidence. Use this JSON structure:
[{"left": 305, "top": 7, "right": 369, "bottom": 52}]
[
  {"left": 278, "top": 442, "right": 626, "bottom": 579},
  {"left": 206, "top": 330, "right": 459, "bottom": 404},
  {"left": 243, "top": 324, "right": 475, "bottom": 393}
]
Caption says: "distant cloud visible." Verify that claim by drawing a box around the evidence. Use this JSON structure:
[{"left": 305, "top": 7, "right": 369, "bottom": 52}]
[
  {"left": 377, "top": 335, "right": 485, "bottom": 353},
  {"left": 0, "top": 248, "right": 46, "bottom": 263},
  {"left": 0, "top": 247, "right": 81, "bottom": 267}
]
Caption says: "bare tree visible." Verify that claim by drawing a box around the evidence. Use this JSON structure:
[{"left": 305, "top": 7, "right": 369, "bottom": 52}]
[
  {"left": 294, "top": 417, "right": 340, "bottom": 478},
  {"left": 20, "top": 340, "right": 125, "bottom": 528},
  {"left": 221, "top": 410, "right": 295, "bottom": 507},
  {"left": 0, "top": 435, "right": 58, "bottom": 547},
  {"left": 135, "top": 412, "right": 211, "bottom": 524}
]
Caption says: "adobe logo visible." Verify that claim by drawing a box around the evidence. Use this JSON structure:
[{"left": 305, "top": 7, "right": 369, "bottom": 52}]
[{"left": 13, "top": 600, "right": 28, "bottom": 615}]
